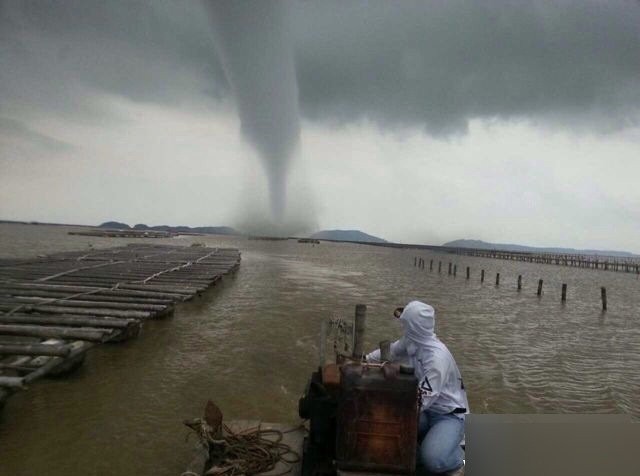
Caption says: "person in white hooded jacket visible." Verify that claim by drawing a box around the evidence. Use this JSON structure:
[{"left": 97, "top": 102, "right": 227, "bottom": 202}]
[{"left": 366, "top": 300, "right": 468, "bottom": 475}]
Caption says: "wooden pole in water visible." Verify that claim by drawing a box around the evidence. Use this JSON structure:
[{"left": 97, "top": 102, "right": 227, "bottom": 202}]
[
  {"left": 466, "top": 266, "right": 470, "bottom": 279},
  {"left": 453, "top": 265, "right": 457, "bottom": 277},
  {"left": 481, "top": 269, "right": 485, "bottom": 282},
  {"left": 517, "top": 275, "right": 522, "bottom": 291},
  {"left": 430, "top": 259, "right": 433, "bottom": 271},
  {"left": 496, "top": 273, "right": 500, "bottom": 286},
  {"left": 438, "top": 262, "right": 442, "bottom": 273},
  {"left": 414, "top": 257, "right": 417, "bottom": 267},
  {"left": 353, "top": 304, "right": 367, "bottom": 359},
  {"left": 601, "top": 287, "right": 607, "bottom": 311},
  {"left": 379, "top": 340, "right": 391, "bottom": 362},
  {"left": 448, "top": 262, "right": 452, "bottom": 275},
  {"left": 537, "top": 279, "right": 543, "bottom": 296},
  {"left": 561, "top": 284, "right": 567, "bottom": 302}
]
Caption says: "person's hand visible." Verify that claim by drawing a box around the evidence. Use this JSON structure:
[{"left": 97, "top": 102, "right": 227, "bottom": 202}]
[{"left": 393, "top": 307, "right": 404, "bottom": 318}]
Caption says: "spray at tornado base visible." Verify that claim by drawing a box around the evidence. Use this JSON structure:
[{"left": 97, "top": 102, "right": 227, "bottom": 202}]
[{"left": 205, "top": 0, "right": 300, "bottom": 225}]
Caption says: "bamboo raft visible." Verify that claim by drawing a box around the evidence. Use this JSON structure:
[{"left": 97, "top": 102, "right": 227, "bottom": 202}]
[{"left": 0, "top": 244, "right": 240, "bottom": 410}]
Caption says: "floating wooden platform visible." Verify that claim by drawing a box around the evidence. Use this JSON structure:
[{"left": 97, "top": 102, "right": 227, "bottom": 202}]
[{"left": 0, "top": 244, "right": 240, "bottom": 410}]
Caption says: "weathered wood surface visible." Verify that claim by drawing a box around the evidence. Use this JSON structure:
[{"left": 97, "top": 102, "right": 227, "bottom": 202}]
[
  {"left": 0, "top": 324, "right": 117, "bottom": 342},
  {"left": 0, "top": 343, "right": 71, "bottom": 356},
  {"left": 0, "top": 244, "right": 240, "bottom": 411},
  {"left": 0, "top": 313, "right": 138, "bottom": 329}
]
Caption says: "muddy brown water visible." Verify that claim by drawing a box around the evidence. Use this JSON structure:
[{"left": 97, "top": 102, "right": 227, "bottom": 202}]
[{"left": 0, "top": 223, "right": 638, "bottom": 475}]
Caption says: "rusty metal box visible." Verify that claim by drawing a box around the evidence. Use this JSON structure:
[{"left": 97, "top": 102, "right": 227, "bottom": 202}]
[{"left": 336, "top": 364, "right": 419, "bottom": 474}]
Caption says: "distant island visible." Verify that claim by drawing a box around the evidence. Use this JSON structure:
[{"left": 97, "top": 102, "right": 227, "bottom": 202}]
[
  {"left": 310, "top": 229, "right": 387, "bottom": 243},
  {"left": 98, "top": 221, "right": 239, "bottom": 236},
  {"left": 443, "top": 239, "right": 639, "bottom": 258}
]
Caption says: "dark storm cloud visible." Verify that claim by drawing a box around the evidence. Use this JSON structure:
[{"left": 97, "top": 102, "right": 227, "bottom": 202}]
[
  {"left": 293, "top": 0, "right": 640, "bottom": 134},
  {"left": 0, "top": 0, "right": 227, "bottom": 120},
  {"left": 1, "top": 0, "right": 639, "bottom": 134}
]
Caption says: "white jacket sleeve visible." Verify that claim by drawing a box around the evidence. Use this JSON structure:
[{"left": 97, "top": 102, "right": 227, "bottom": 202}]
[
  {"left": 366, "top": 338, "right": 408, "bottom": 363},
  {"left": 418, "top": 354, "right": 448, "bottom": 411}
]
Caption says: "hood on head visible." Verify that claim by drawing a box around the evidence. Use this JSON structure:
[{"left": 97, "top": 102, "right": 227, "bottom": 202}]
[{"left": 399, "top": 300, "right": 436, "bottom": 343}]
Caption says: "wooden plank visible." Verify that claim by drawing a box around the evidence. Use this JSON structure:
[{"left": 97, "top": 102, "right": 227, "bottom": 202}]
[
  {"left": 0, "top": 295, "right": 167, "bottom": 312},
  {"left": 0, "top": 303, "right": 151, "bottom": 319},
  {"left": 0, "top": 314, "right": 139, "bottom": 329},
  {"left": 23, "top": 340, "right": 93, "bottom": 382},
  {"left": 0, "top": 288, "right": 173, "bottom": 304},
  {"left": 0, "top": 282, "right": 187, "bottom": 300},
  {"left": 116, "top": 284, "right": 198, "bottom": 295},
  {"left": 0, "top": 376, "right": 25, "bottom": 390},
  {"left": 0, "top": 343, "right": 71, "bottom": 356},
  {"left": 0, "top": 324, "right": 117, "bottom": 342}
]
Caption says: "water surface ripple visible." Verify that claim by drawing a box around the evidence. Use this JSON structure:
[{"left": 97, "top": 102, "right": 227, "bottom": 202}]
[{"left": 0, "top": 224, "right": 638, "bottom": 475}]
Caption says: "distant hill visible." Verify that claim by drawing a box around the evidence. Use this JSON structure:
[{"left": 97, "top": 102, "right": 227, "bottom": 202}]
[
  {"left": 99, "top": 221, "right": 130, "bottom": 229},
  {"left": 311, "top": 229, "right": 387, "bottom": 243},
  {"left": 443, "top": 239, "right": 638, "bottom": 257},
  {"left": 99, "top": 222, "right": 239, "bottom": 235}
]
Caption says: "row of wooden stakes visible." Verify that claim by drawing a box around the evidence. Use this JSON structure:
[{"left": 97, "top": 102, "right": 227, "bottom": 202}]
[{"left": 414, "top": 257, "right": 609, "bottom": 311}]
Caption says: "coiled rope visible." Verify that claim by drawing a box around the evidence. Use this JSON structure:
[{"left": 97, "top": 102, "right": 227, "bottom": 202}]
[{"left": 184, "top": 420, "right": 301, "bottom": 476}]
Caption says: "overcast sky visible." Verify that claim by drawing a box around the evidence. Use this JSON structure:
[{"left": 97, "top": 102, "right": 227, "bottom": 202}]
[{"left": 1, "top": 1, "right": 639, "bottom": 251}]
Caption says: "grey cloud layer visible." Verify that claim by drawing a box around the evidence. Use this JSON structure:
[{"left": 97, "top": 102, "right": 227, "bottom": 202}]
[
  {"left": 294, "top": 1, "right": 640, "bottom": 133},
  {"left": 1, "top": 0, "right": 639, "bottom": 135}
]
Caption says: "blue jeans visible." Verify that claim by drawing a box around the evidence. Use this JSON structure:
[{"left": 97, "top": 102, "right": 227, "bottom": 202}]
[{"left": 418, "top": 410, "right": 465, "bottom": 474}]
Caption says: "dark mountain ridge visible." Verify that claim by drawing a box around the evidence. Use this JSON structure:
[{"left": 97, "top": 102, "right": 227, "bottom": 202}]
[
  {"left": 310, "top": 229, "right": 387, "bottom": 243},
  {"left": 99, "top": 222, "right": 239, "bottom": 235}
]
